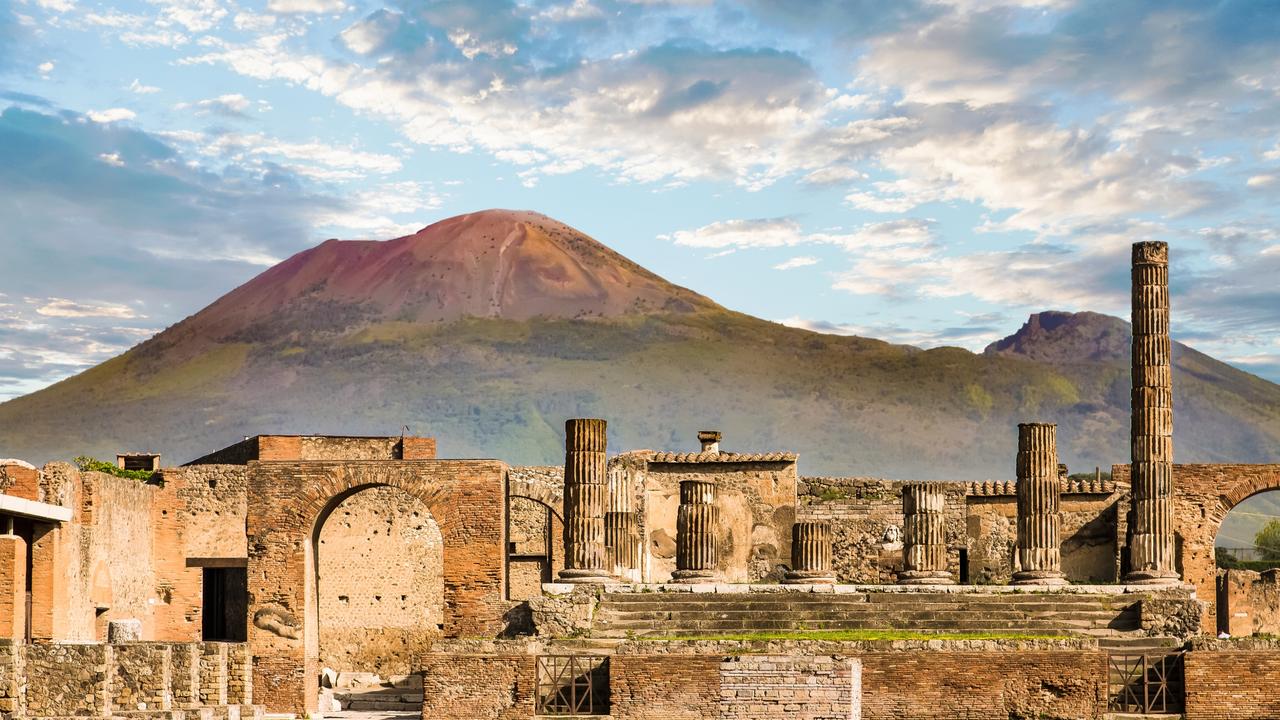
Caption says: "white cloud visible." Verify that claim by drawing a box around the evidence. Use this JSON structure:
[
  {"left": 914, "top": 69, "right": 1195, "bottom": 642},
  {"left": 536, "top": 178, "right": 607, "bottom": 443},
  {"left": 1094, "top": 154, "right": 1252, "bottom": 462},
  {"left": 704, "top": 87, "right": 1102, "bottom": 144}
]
[
  {"left": 265, "top": 0, "right": 345, "bottom": 13},
  {"left": 36, "top": 61, "right": 54, "bottom": 75},
  {"left": 120, "top": 30, "right": 190, "bottom": 47},
  {"left": 233, "top": 12, "right": 276, "bottom": 31},
  {"left": 176, "top": 94, "right": 253, "bottom": 117},
  {"left": 35, "top": 0, "right": 74, "bottom": 12},
  {"left": 98, "top": 152, "right": 125, "bottom": 167},
  {"left": 35, "top": 298, "right": 140, "bottom": 319},
  {"left": 1247, "top": 174, "right": 1277, "bottom": 188},
  {"left": 149, "top": 0, "right": 227, "bottom": 32},
  {"left": 86, "top": 108, "right": 136, "bottom": 123},
  {"left": 774, "top": 256, "right": 819, "bottom": 270},
  {"left": 127, "top": 79, "right": 161, "bottom": 94},
  {"left": 669, "top": 218, "right": 804, "bottom": 249}
]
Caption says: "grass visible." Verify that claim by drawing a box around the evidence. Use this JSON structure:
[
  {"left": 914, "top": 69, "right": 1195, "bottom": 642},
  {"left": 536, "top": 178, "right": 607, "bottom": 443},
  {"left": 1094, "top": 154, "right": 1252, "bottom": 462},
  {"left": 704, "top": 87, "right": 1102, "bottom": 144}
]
[{"left": 634, "top": 629, "right": 1070, "bottom": 642}]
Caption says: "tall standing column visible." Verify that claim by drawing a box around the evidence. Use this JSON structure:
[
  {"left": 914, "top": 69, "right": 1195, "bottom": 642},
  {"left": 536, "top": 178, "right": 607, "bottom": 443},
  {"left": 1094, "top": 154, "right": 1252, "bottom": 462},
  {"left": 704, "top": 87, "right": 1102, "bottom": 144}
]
[
  {"left": 899, "top": 483, "right": 954, "bottom": 585},
  {"left": 605, "top": 465, "right": 640, "bottom": 580},
  {"left": 672, "top": 480, "right": 718, "bottom": 583},
  {"left": 558, "top": 418, "right": 612, "bottom": 583},
  {"left": 1126, "top": 241, "right": 1179, "bottom": 585},
  {"left": 783, "top": 521, "right": 836, "bottom": 584},
  {"left": 1012, "top": 423, "right": 1067, "bottom": 586}
]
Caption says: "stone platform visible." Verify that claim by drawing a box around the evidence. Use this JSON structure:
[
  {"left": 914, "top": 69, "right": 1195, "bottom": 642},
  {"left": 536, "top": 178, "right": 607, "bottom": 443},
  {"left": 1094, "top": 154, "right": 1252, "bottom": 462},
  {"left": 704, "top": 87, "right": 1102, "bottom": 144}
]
[{"left": 534, "top": 582, "right": 1201, "bottom": 640}]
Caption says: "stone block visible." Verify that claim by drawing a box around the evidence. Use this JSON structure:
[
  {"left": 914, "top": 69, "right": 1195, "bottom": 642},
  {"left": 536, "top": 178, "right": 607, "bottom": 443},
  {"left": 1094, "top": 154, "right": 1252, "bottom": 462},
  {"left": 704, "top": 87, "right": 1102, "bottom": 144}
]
[{"left": 109, "top": 619, "right": 144, "bottom": 643}]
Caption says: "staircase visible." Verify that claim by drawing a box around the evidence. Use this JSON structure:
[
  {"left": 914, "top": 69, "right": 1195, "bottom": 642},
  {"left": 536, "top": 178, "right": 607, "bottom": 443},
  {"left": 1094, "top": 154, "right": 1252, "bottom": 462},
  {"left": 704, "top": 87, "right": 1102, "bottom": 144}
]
[{"left": 593, "top": 590, "right": 1144, "bottom": 638}]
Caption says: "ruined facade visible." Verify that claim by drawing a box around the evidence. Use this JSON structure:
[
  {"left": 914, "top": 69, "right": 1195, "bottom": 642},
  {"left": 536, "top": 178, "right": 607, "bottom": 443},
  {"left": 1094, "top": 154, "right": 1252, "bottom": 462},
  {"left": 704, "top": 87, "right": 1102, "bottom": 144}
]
[{"left": 0, "top": 244, "right": 1279, "bottom": 719}]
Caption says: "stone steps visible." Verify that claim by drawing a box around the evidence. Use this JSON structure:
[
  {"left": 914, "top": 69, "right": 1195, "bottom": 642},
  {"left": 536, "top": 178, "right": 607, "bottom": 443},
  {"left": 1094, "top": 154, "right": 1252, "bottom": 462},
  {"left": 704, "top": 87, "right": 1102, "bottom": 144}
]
[{"left": 593, "top": 590, "right": 1144, "bottom": 638}]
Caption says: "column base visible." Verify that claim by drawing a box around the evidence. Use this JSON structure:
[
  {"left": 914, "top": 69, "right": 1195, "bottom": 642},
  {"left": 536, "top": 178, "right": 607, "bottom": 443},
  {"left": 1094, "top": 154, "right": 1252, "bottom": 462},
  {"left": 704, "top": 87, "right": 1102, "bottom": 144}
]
[
  {"left": 1011, "top": 570, "right": 1068, "bottom": 587},
  {"left": 1122, "top": 569, "right": 1181, "bottom": 586},
  {"left": 557, "top": 568, "right": 613, "bottom": 584},
  {"left": 897, "top": 570, "right": 955, "bottom": 586},
  {"left": 670, "top": 569, "right": 718, "bottom": 584},
  {"left": 782, "top": 570, "right": 836, "bottom": 585}
]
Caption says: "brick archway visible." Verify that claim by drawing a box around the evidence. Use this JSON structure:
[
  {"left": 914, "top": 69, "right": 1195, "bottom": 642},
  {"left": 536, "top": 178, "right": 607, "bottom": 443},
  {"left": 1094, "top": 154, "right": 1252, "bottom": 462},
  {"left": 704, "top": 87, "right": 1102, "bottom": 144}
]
[
  {"left": 508, "top": 476, "right": 564, "bottom": 521},
  {"left": 245, "top": 460, "right": 510, "bottom": 714}
]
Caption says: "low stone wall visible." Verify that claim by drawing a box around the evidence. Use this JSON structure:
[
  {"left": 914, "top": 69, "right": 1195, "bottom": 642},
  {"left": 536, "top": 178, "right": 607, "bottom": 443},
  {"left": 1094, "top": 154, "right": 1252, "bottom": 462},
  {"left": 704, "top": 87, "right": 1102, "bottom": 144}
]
[{"left": 3, "top": 640, "right": 254, "bottom": 718}]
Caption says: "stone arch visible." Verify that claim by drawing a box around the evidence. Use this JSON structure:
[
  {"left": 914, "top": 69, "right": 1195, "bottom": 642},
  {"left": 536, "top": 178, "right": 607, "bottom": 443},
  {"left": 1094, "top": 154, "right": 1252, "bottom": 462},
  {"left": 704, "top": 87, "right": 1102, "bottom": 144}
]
[
  {"left": 507, "top": 473, "right": 564, "bottom": 521},
  {"left": 246, "top": 460, "right": 509, "bottom": 714}
]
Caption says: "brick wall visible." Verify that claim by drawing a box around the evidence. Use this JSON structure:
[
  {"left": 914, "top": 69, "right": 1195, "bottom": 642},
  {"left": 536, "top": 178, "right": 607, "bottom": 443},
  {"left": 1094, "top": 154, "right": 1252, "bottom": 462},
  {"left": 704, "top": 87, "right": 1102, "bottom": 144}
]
[
  {"left": 420, "top": 654, "right": 534, "bottom": 720},
  {"left": 0, "top": 463, "right": 39, "bottom": 501},
  {"left": 1218, "top": 569, "right": 1280, "bottom": 637},
  {"left": 0, "top": 537, "right": 25, "bottom": 642},
  {"left": 246, "top": 459, "right": 510, "bottom": 714},
  {"left": 717, "top": 655, "right": 859, "bottom": 719},
  {"left": 860, "top": 650, "right": 1105, "bottom": 720},
  {"left": 964, "top": 490, "right": 1120, "bottom": 584},
  {"left": 610, "top": 655, "right": 720, "bottom": 720},
  {"left": 1185, "top": 646, "right": 1280, "bottom": 719},
  {"left": 317, "top": 485, "right": 443, "bottom": 675}
]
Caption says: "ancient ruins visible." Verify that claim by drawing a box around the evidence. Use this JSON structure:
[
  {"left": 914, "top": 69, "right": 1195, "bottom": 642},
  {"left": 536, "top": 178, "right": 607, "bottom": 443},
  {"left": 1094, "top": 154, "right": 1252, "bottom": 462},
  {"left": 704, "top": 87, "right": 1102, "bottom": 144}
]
[{"left": 0, "top": 242, "right": 1278, "bottom": 719}]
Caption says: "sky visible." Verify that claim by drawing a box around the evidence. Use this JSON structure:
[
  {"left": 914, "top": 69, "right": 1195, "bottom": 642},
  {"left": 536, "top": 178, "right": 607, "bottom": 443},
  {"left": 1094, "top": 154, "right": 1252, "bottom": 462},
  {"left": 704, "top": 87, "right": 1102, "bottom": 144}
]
[{"left": 0, "top": 0, "right": 1279, "bottom": 400}]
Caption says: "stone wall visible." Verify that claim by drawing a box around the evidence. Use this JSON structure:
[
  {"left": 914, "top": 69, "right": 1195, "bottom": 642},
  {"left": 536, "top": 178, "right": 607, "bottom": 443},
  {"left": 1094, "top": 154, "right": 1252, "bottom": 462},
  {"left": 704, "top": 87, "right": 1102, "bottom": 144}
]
[
  {"left": 188, "top": 436, "right": 437, "bottom": 465},
  {"left": 798, "top": 477, "right": 965, "bottom": 583},
  {"left": 13, "top": 641, "right": 251, "bottom": 717},
  {"left": 1185, "top": 640, "right": 1280, "bottom": 720},
  {"left": 964, "top": 486, "right": 1121, "bottom": 584},
  {"left": 637, "top": 460, "right": 796, "bottom": 583},
  {"left": 317, "top": 485, "right": 443, "bottom": 676},
  {"left": 24, "top": 643, "right": 112, "bottom": 716},
  {"left": 1218, "top": 568, "right": 1280, "bottom": 637}
]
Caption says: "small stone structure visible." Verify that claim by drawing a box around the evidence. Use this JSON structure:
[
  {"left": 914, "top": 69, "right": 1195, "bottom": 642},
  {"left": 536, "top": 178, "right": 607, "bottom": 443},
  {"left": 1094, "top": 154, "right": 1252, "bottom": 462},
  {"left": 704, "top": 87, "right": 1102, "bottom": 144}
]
[
  {"left": 673, "top": 479, "right": 719, "bottom": 583},
  {"left": 559, "top": 418, "right": 612, "bottom": 583},
  {"left": 1012, "top": 423, "right": 1067, "bottom": 586},
  {"left": 1127, "top": 240, "right": 1179, "bottom": 584},
  {"left": 783, "top": 521, "right": 836, "bottom": 584},
  {"left": 899, "top": 483, "right": 953, "bottom": 585}
]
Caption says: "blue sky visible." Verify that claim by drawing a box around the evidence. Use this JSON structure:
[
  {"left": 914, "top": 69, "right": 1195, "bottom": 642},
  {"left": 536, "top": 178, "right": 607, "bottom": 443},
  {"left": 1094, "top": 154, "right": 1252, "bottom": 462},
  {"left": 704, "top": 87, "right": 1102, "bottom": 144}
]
[{"left": 1, "top": 0, "right": 1279, "bottom": 399}]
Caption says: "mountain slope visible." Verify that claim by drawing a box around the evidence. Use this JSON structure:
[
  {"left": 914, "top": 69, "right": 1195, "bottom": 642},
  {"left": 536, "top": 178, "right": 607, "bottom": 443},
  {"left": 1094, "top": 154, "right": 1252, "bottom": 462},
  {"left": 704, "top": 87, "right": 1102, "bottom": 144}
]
[{"left": 2, "top": 210, "right": 1280, "bottom": 484}]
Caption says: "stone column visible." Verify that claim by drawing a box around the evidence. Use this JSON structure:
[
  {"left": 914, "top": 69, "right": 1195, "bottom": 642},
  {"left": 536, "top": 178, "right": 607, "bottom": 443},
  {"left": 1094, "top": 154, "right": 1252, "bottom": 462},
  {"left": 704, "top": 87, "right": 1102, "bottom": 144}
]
[
  {"left": 1012, "top": 423, "right": 1067, "bottom": 586},
  {"left": 672, "top": 480, "right": 718, "bottom": 583},
  {"left": 605, "top": 465, "right": 640, "bottom": 580},
  {"left": 558, "top": 418, "right": 612, "bottom": 583},
  {"left": 783, "top": 521, "right": 835, "bottom": 584},
  {"left": 1126, "top": 241, "right": 1179, "bottom": 585},
  {"left": 899, "top": 483, "right": 954, "bottom": 585}
]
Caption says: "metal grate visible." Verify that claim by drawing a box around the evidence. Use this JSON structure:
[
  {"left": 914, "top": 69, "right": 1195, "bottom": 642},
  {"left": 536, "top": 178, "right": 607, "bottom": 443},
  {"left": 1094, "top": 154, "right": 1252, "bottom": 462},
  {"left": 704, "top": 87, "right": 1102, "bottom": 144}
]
[
  {"left": 535, "top": 655, "right": 609, "bottom": 716},
  {"left": 1107, "top": 652, "right": 1184, "bottom": 714}
]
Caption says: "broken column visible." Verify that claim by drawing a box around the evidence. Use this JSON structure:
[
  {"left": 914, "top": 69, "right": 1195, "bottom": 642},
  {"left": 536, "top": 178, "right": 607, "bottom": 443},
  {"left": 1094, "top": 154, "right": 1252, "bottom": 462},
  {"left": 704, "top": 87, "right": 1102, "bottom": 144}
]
[
  {"left": 605, "top": 464, "right": 640, "bottom": 580},
  {"left": 558, "top": 418, "right": 612, "bottom": 583},
  {"left": 672, "top": 479, "right": 718, "bottom": 583},
  {"left": 899, "top": 482, "right": 954, "bottom": 585},
  {"left": 1126, "top": 241, "right": 1179, "bottom": 585},
  {"left": 1012, "top": 423, "right": 1067, "bottom": 586},
  {"left": 783, "top": 521, "right": 836, "bottom": 584}
]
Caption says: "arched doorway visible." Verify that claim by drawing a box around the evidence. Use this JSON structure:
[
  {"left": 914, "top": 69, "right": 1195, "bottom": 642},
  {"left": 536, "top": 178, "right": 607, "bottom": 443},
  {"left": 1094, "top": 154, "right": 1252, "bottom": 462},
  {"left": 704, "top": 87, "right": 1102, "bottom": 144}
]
[
  {"left": 315, "top": 485, "right": 443, "bottom": 677},
  {"left": 507, "top": 495, "right": 563, "bottom": 600},
  {"left": 1213, "top": 489, "right": 1280, "bottom": 636}
]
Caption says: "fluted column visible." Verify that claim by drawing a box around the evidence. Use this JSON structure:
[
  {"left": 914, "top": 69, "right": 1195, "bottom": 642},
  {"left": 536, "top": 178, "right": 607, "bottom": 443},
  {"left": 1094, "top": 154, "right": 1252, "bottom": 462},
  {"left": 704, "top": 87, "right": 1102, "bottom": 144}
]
[
  {"left": 605, "top": 464, "right": 640, "bottom": 580},
  {"left": 558, "top": 418, "right": 611, "bottom": 583},
  {"left": 1013, "top": 423, "right": 1067, "bottom": 586},
  {"left": 1126, "top": 241, "right": 1179, "bottom": 585},
  {"left": 899, "top": 483, "right": 954, "bottom": 585},
  {"left": 672, "top": 480, "right": 718, "bottom": 583},
  {"left": 783, "top": 521, "right": 835, "bottom": 584}
]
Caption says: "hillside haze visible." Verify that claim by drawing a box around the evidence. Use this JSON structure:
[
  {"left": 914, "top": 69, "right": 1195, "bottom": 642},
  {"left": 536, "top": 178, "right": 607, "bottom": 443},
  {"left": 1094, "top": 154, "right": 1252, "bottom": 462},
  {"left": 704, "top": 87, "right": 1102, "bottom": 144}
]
[{"left": 3, "top": 209, "right": 1280, "bottom": 488}]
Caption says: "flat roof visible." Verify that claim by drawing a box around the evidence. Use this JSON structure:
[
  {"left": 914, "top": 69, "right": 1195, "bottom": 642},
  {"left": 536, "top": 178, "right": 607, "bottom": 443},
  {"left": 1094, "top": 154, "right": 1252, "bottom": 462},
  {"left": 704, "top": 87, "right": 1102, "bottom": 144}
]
[{"left": 0, "top": 494, "right": 72, "bottom": 523}]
